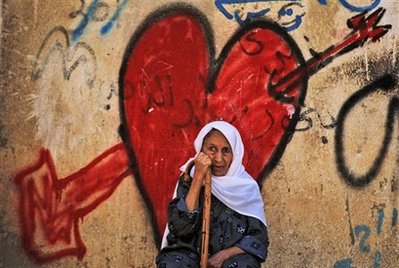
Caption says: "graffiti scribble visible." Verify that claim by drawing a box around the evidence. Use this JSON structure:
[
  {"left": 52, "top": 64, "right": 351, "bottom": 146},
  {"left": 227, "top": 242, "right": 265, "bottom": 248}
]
[
  {"left": 335, "top": 74, "right": 397, "bottom": 187},
  {"left": 319, "top": 0, "right": 381, "bottom": 13},
  {"left": 31, "top": 26, "right": 97, "bottom": 87},
  {"left": 71, "top": 0, "right": 128, "bottom": 42},
  {"left": 217, "top": 0, "right": 383, "bottom": 28}
]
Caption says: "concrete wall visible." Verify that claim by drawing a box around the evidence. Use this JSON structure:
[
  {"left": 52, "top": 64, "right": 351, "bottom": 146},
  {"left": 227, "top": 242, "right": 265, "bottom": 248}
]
[{"left": 1, "top": 0, "right": 398, "bottom": 267}]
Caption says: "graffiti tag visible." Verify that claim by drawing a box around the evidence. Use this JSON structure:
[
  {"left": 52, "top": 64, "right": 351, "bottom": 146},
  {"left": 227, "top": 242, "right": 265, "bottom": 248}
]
[
  {"left": 334, "top": 206, "right": 398, "bottom": 267},
  {"left": 216, "top": 0, "right": 383, "bottom": 30},
  {"left": 71, "top": 0, "right": 128, "bottom": 42}
]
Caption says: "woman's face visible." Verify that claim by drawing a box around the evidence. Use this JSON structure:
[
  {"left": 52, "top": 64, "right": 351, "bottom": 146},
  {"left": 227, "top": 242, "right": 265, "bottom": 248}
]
[{"left": 202, "top": 130, "right": 233, "bottom": 176}]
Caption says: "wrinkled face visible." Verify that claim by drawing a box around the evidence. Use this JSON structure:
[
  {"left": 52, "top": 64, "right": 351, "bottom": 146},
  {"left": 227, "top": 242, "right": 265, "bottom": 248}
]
[{"left": 202, "top": 130, "right": 233, "bottom": 176}]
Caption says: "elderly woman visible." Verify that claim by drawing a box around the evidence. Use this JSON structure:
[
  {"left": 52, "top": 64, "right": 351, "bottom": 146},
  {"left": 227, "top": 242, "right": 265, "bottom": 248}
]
[{"left": 156, "top": 121, "right": 269, "bottom": 268}]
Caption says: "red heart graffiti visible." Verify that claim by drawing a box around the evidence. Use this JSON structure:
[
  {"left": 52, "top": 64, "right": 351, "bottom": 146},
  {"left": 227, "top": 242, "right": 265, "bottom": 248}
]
[{"left": 119, "top": 7, "right": 305, "bottom": 241}]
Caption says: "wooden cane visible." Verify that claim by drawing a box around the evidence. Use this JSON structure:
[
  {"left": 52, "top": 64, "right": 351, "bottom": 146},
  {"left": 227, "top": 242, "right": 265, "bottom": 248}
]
[{"left": 200, "top": 169, "right": 212, "bottom": 268}]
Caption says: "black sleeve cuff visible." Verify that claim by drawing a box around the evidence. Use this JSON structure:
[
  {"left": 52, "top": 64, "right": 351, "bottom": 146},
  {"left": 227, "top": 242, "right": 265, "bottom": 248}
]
[{"left": 236, "top": 236, "right": 267, "bottom": 261}]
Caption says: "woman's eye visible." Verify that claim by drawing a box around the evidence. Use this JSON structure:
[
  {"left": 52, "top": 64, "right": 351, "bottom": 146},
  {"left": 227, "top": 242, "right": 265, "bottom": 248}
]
[{"left": 222, "top": 148, "right": 231, "bottom": 154}]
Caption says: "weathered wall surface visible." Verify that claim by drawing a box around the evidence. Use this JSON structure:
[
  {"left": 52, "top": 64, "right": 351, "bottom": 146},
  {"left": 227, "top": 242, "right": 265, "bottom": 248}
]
[{"left": 1, "top": 0, "right": 398, "bottom": 267}]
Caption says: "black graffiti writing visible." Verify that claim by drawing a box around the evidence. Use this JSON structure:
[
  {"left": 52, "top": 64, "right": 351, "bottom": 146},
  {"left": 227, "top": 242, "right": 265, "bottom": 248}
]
[
  {"left": 135, "top": 71, "right": 196, "bottom": 128},
  {"left": 334, "top": 74, "right": 398, "bottom": 187},
  {"left": 250, "top": 109, "right": 275, "bottom": 141},
  {"left": 31, "top": 26, "right": 97, "bottom": 87},
  {"left": 295, "top": 107, "right": 337, "bottom": 132},
  {"left": 97, "top": 80, "right": 118, "bottom": 110},
  {"left": 239, "top": 31, "right": 264, "bottom": 56}
]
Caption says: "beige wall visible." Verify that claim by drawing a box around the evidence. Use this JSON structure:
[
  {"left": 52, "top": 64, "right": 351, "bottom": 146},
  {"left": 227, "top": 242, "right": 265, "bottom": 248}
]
[{"left": 1, "top": 0, "right": 398, "bottom": 267}]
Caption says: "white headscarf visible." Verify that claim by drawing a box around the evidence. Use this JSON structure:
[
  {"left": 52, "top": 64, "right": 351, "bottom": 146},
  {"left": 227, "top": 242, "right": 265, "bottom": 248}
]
[{"left": 161, "top": 121, "right": 267, "bottom": 248}]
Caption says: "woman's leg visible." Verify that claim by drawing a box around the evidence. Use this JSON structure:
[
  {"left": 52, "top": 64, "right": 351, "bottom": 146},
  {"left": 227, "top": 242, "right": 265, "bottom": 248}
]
[{"left": 156, "top": 250, "right": 199, "bottom": 268}]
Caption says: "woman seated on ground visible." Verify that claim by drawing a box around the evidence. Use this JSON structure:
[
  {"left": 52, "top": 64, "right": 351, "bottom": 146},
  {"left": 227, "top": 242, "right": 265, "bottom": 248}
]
[{"left": 156, "top": 121, "right": 269, "bottom": 268}]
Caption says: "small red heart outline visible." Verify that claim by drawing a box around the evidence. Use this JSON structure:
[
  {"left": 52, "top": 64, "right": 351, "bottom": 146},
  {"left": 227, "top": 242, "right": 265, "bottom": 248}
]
[{"left": 119, "top": 4, "right": 306, "bottom": 244}]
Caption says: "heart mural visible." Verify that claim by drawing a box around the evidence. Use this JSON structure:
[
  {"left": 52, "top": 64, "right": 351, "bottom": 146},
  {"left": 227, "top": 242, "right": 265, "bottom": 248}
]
[
  {"left": 120, "top": 5, "right": 390, "bottom": 242},
  {"left": 119, "top": 6, "right": 306, "bottom": 240},
  {"left": 14, "top": 4, "right": 390, "bottom": 263}
]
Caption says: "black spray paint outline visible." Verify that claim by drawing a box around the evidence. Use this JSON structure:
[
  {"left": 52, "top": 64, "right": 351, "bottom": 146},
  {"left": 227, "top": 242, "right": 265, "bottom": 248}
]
[
  {"left": 335, "top": 74, "right": 398, "bottom": 187},
  {"left": 31, "top": 26, "right": 97, "bottom": 88}
]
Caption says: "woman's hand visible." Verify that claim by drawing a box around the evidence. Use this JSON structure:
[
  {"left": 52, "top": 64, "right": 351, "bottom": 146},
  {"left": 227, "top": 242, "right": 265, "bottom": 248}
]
[
  {"left": 193, "top": 152, "right": 212, "bottom": 179},
  {"left": 207, "top": 246, "right": 245, "bottom": 268},
  {"left": 185, "top": 152, "right": 211, "bottom": 211}
]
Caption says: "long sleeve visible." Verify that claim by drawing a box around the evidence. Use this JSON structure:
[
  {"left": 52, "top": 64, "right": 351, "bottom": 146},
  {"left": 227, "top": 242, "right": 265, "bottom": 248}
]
[
  {"left": 167, "top": 176, "right": 202, "bottom": 241},
  {"left": 235, "top": 217, "right": 269, "bottom": 261}
]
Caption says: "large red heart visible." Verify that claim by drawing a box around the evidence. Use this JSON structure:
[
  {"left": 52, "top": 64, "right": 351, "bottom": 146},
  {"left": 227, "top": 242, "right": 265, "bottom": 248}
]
[{"left": 119, "top": 6, "right": 306, "bottom": 244}]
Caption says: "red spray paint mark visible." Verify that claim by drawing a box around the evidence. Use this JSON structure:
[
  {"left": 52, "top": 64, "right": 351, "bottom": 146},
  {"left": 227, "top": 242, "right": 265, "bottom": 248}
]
[
  {"left": 14, "top": 6, "right": 390, "bottom": 263},
  {"left": 14, "top": 143, "right": 132, "bottom": 263}
]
